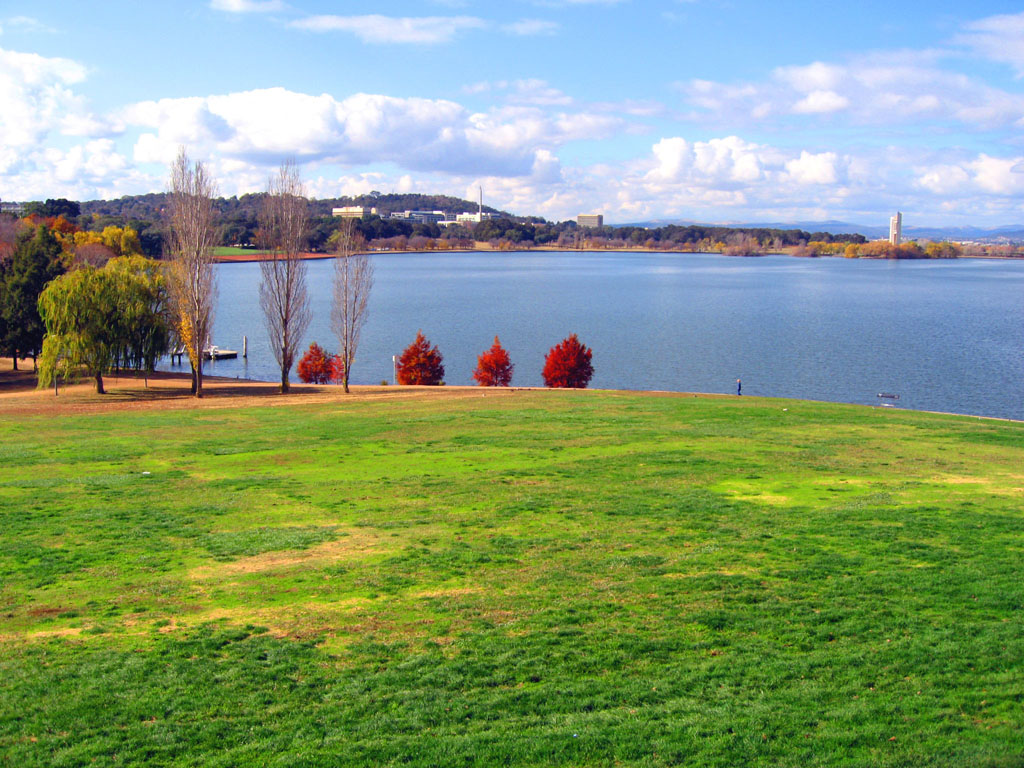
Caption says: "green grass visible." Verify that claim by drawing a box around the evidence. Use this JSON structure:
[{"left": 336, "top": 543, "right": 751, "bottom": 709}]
[
  {"left": 212, "top": 246, "right": 269, "bottom": 257},
  {"left": 1, "top": 391, "right": 1022, "bottom": 766}
]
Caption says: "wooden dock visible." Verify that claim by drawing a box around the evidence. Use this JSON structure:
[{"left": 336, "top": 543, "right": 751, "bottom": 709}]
[{"left": 203, "top": 346, "right": 238, "bottom": 360}]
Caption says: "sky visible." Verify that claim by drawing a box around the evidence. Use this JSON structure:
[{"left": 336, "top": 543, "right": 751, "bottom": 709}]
[{"left": 3, "top": 0, "right": 1024, "bottom": 227}]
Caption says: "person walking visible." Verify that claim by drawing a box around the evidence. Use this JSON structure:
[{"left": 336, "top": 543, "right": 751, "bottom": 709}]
[{"left": 736, "top": 378, "right": 742, "bottom": 396}]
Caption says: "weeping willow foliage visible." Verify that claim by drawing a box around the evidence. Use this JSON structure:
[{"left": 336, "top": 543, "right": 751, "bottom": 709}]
[{"left": 37, "top": 257, "right": 172, "bottom": 393}]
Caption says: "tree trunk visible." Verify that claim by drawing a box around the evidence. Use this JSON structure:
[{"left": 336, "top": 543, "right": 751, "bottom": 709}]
[
  {"left": 95, "top": 372, "right": 105, "bottom": 394},
  {"left": 196, "top": 363, "right": 204, "bottom": 398},
  {"left": 190, "top": 363, "right": 198, "bottom": 395},
  {"left": 281, "top": 368, "right": 290, "bottom": 394},
  {"left": 12, "top": 354, "right": 17, "bottom": 371},
  {"left": 343, "top": 372, "right": 350, "bottom": 394}
]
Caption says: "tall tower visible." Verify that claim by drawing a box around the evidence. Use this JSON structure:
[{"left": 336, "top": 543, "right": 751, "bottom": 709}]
[
  {"left": 478, "top": 186, "right": 483, "bottom": 216},
  {"left": 889, "top": 211, "right": 903, "bottom": 246}
]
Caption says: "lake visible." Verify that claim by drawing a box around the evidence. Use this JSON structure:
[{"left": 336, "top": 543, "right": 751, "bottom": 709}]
[{"left": 167, "top": 251, "right": 1024, "bottom": 421}]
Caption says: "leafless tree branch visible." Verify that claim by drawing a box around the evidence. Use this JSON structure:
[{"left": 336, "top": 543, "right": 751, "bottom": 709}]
[
  {"left": 166, "top": 147, "right": 217, "bottom": 398},
  {"left": 258, "top": 160, "right": 311, "bottom": 394},
  {"left": 331, "top": 218, "right": 373, "bottom": 393}
]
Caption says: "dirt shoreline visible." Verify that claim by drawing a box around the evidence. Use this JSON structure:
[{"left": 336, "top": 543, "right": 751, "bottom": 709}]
[{"left": 0, "top": 358, "right": 546, "bottom": 417}]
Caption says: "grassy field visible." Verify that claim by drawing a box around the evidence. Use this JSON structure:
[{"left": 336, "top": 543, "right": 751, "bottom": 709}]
[
  {"left": 212, "top": 246, "right": 268, "bottom": 256},
  {"left": 1, "top": 388, "right": 1022, "bottom": 766}
]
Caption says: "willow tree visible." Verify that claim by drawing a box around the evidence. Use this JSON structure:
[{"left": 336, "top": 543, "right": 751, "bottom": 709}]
[
  {"left": 258, "top": 160, "right": 310, "bottom": 393},
  {"left": 330, "top": 217, "right": 373, "bottom": 393},
  {"left": 38, "top": 258, "right": 172, "bottom": 394},
  {"left": 166, "top": 147, "right": 217, "bottom": 397},
  {"left": 106, "top": 255, "right": 173, "bottom": 385}
]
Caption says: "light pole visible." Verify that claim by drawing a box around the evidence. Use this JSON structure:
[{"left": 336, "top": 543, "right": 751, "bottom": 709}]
[{"left": 392, "top": 355, "right": 398, "bottom": 385}]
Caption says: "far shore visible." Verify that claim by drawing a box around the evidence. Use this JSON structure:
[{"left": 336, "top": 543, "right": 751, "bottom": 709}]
[{"left": 214, "top": 243, "right": 1024, "bottom": 263}]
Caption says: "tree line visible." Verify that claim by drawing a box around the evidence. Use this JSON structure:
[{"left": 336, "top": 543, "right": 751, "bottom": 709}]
[
  {"left": 297, "top": 331, "right": 595, "bottom": 389},
  {"left": 17, "top": 192, "right": 883, "bottom": 258},
  {"left": 2, "top": 151, "right": 375, "bottom": 397}
]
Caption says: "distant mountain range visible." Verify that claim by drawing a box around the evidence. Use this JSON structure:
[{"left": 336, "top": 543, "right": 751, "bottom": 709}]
[{"left": 624, "top": 218, "right": 1024, "bottom": 243}]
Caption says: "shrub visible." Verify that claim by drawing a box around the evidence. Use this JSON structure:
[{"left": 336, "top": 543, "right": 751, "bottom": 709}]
[
  {"left": 542, "top": 333, "right": 594, "bottom": 388},
  {"left": 397, "top": 331, "right": 444, "bottom": 385},
  {"left": 297, "top": 342, "right": 340, "bottom": 384},
  {"left": 473, "top": 336, "right": 514, "bottom": 387}
]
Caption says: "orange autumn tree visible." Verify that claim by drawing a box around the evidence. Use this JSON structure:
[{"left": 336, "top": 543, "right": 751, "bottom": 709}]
[
  {"left": 397, "top": 331, "right": 444, "bottom": 385},
  {"left": 473, "top": 336, "right": 514, "bottom": 387},
  {"left": 297, "top": 342, "right": 341, "bottom": 384},
  {"left": 542, "top": 333, "right": 594, "bottom": 388}
]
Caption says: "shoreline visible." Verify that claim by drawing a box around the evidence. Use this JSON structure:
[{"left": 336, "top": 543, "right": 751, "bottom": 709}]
[
  {"left": 2, "top": 360, "right": 1018, "bottom": 424},
  {"left": 214, "top": 245, "right": 1024, "bottom": 264}
]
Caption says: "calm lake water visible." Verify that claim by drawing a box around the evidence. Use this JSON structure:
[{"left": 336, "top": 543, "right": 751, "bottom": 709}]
[{"left": 166, "top": 251, "right": 1024, "bottom": 421}]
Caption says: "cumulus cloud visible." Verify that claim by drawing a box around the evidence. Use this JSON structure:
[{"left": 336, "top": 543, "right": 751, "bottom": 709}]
[
  {"left": 792, "top": 90, "right": 849, "bottom": 114},
  {"left": 0, "top": 46, "right": 103, "bottom": 148},
  {"left": 119, "top": 86, "right": 625, "bottom": 181},
  {"left": 289, "top": 14, "right": 486, "bottom": 44},
  {"left": 646, "top": 136, "right": 769, "bottom": 185},
  {"left": 784, "top": 151, "right": 839, "bottom": 185},
  {"left": 678, "top": 55, "right": 1024, "bottom": 129}
]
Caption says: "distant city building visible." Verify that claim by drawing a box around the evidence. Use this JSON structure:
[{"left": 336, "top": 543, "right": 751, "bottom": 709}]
[
  {"left": 0, "top": 201, "right": 24, "bottom": 216},
  {"left": 332, "top": 206, "right": 376, "bottom": 218},
  {"left": 577, "top": 214, "right": 604, "bottom": 228},
  {"left": 442, "top": 186, "right": 495, "bottom": 226},
  {"left": 452, "top": 211, "right": 496, "bottom": 225},
  {"left": 889, "top": 211, "right": 903, "bottom": 246},
  {"left": 389, "top": 210, "right": 447, "bottom": 224}
]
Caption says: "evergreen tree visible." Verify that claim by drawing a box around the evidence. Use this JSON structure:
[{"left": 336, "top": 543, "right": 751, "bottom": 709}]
[{"left": 1, "top": 225, "right": 64, "bottom": 369}]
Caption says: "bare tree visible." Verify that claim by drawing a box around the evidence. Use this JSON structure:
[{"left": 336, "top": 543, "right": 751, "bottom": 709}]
[
  {"left": 166, "top": 147, "right": 217, "bottom": 398},
  {"left": 258, "top": 160, "right": 310, "bottom": 393},
  {"left": 331, "top": 218, "right": 373, "bottom": 393}
]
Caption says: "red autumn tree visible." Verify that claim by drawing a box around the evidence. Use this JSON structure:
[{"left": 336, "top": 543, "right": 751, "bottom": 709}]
[
  {"left": 473, "top": 336, "right": 514, "bottom": 387},
  {"left": 542, "top": 333, "right": 594, "bottom": 388},
  {"left": 297, "top": 342, "right": 339, "bottom": 384},
  {"left": 397, "top": 331, "right": 445, "bottom": 385}
]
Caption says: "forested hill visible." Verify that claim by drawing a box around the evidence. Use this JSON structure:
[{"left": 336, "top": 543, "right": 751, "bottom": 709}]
[{"left": 80, "top": 193, "right": 508, "bottom": 221}]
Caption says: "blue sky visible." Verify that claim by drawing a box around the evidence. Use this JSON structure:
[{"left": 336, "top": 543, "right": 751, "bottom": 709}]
[{"left": 3, "top": 1, "right": 1024, "bottom": 227}]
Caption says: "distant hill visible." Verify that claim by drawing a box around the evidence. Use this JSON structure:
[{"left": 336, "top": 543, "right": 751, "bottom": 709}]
[
  {"left": 80, "top": 192, "right": 511, "bottom": 221},
  {"left": 624, "top": 218, "right": 1024, "bottom": 243}
]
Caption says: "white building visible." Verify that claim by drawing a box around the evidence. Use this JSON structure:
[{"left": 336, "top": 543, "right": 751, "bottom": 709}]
[
  {"left": 389, "top": 210, "right": 447, "bottom": 224},
  {"left": 577, "top": 214, "right": 604, "bottom": 228},
  {"left": 889, "top": 212, "right": 902, "bottom": 246},
  {"left": 332, "top": 206, "right": 377, "bottom": 218}
]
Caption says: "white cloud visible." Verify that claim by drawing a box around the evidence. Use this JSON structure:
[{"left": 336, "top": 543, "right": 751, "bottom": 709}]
[
  {"left": 956, "top": 11, "right": 1024, "bottom": 76},
  {"left": 119, "top": 87, "right": 624, "bottom": 182},
  {"left": 775, "top": 62, "right": 845, "bottom": 92},
  {"left": 210, "top": 0, "right": 285, "bottom": 12},
  {"left": 678, "top": 55, "right": 1024, "bottom": 129},
  {"left": 503, "top": 19, "right": 559, "bottom": 36},
  {"left": 289, "top": 14, "right": 486, "bottom": 44},
  {"left": 0, "top": 46, "right": 91, "bottom": 148},
  {"left": 647, "top": 136, "right": 768, "bottom": 185},
  {"left": 792, "top": 90, "right": 849, "bottom": 114},
  {"left": 0, "top": 16, "right": 57, "bottom": 35},
  {"left": 784, "top": 151, "right": 839, "bottom": 185}
]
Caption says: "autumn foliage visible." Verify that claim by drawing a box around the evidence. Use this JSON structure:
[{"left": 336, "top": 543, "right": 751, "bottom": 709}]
[
  {"left": 473, "top": 336, "right": 514, "bottom": 387},
  {"left": 542, "top": 333, "right": 594, "bottom": 388},
  {"left": 397, "top": 331, "right": 445, "bottom": 385},
  {"left": 297, "top": 342, "right": 342, "bottom": 384}
]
